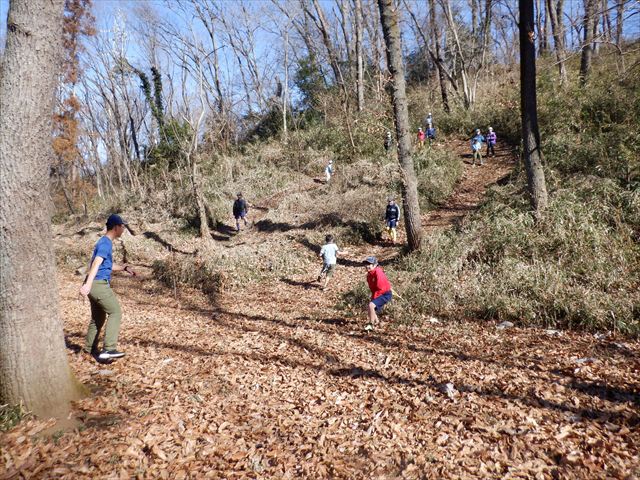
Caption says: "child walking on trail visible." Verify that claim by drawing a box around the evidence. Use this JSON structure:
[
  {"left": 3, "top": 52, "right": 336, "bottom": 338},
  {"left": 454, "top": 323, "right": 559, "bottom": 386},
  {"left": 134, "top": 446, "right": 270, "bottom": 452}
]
[
  {"left": 325, "top": 160, "right": 334, "bottom": 184},
  {"left": 486, "top": 126, "right": 497, "bottom": 157},
  {"left": 417, "top": 128, "right": 426, "bottom": 149},
  {"left": 471, "top": 129, "right": 486, "bottom": 166},
  {"left": 384, "top": 197, "right": 401, "bottom": 244},
  {"left": 425, "top": 112, "right": 433, "bottom": 128},
  {"left": 318, "top": 234, "right": 344, "bottom": 290},
  {"left": 384, "top": 131, "right": 392, "bottom": 153},
  {"left": 426, "top": 125, "right": 436, "bottom": 145},
  {"left": 363, "top": 256, "right": 392, "bottom": 330},
  {"left": 233, "top": 192, "right": 249, "bottom": 232}
]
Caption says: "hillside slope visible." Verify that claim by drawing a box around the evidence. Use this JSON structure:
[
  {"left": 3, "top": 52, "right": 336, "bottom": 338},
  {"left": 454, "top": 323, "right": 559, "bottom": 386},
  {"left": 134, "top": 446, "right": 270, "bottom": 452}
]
[{"left": 2, "top": 139, "right": 638, "bottom": 479}]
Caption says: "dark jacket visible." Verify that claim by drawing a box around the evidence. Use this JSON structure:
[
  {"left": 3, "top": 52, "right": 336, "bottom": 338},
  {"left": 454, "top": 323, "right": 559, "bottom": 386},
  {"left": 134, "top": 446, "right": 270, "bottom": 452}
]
[
  {"left": 233, "top": 198, "right": 248, "bottom": 216},
  {"left": 385, "top": 204, "right": 400, "bottom": 221}
]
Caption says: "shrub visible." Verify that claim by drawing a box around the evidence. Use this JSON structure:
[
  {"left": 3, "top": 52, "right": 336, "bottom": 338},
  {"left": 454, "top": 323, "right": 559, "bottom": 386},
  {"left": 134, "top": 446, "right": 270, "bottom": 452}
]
[
  {"left": 392, "top": 178, "right": 640, "bottom": 335},
  {"left": 0, "top": 403, "right": 30, "bottom": 432},
  {"left": 152, "top": 255, "right": 227, "bottom": 303},
  {"left": 415, "top": 147, "right": 463, "bottom": 209}
]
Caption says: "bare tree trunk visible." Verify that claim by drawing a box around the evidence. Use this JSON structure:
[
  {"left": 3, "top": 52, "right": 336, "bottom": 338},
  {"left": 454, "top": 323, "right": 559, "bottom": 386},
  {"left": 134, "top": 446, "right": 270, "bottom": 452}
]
[
  {"left": 615, "top": 0, "right": 626, "bottom": 71},
  {"left": 429, "top": 0, "right": 451, "bottom": 112},
  {"left": 443, "top": 0, "right": 473, "bottom": 109},
  {"left": 283, "top": 28, "right": 289, "bottom": 142},
  {"left": 378, "top": 0, "right": 423, "bottom": 251},
  {"left": 535, "top": 0, "right": 543, "bottom": 54},
  {"left": 519, "top": 0, "right": 549, "bottom": 214},
  {"left": 602, "top": 0, "right": 612, "bottom": 41},
  {"left": 615, "top": 0, "right": 624, "bottom": 45},
  {"left": 191, "top": 159, "right": 210, "bottom": 240},
  {"left": 59, "top": 174, "right": 76, "bottom": 214},
  {"left": 0, "top": 0, "right": 85, "bottom": 418},
  {"left": 546, "top": 0, "right": 567, "bottom": 83},
  {"left": 354, "top": 0, "right": 365, "bottom": 111},
  {"left": 579, "top": 0, "right": 597, "bottom": 85}
]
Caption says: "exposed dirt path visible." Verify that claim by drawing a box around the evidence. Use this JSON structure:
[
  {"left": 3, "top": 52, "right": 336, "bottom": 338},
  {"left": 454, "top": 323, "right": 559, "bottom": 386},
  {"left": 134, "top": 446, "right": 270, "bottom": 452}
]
[{"left": 3, "top": 140, "right": 638, "bottom": 479}]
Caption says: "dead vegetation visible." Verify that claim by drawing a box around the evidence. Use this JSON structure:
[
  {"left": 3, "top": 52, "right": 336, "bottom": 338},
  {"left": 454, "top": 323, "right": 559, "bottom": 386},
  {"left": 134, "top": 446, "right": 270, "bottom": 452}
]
[{"left": 1, "top": 139, "right": 638, "bottom": 479}]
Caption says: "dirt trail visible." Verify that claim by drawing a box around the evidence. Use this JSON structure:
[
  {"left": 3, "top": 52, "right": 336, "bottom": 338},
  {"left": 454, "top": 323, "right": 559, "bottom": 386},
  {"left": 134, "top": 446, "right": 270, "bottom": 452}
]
[{"left": 3, "top": 140, "right": 638, "bottom": 479}]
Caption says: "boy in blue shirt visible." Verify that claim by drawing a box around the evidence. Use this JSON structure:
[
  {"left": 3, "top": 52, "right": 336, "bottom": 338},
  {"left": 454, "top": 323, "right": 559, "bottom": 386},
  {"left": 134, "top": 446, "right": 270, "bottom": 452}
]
[
  {"left": 80, "top": 214, "right": 136, "bottom": 360},
  {"left": 426, "top": 125, "right": 436, "bottom": 145}
]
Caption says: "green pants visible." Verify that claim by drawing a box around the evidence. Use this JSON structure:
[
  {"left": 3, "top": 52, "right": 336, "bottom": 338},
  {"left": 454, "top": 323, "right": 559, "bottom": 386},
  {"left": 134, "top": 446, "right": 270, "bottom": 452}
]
[
  {"left": 85, "top": 280, "right": 122, "bottom": 353},
  {"left": 473, "top": 150, "right": 483, "bottom": 165}
]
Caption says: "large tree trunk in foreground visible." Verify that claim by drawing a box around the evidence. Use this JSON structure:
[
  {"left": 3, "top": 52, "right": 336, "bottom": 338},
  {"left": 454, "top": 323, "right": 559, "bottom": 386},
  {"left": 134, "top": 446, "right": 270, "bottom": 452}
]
[
  {"left": 519, "top": 0, "right": 549, "bottom": 214},
  {"left": 0, "top": 0, "right": 85, "bottom": 418},
  {"left": 378, "top": 0, "right": 423, "bottom": 251}
]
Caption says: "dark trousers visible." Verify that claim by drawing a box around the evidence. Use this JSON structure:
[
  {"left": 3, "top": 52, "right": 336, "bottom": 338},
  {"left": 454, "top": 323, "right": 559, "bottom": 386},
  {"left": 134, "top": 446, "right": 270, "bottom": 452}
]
[{"left": 487, "top": 143, "right": 495, "bottom": 156}]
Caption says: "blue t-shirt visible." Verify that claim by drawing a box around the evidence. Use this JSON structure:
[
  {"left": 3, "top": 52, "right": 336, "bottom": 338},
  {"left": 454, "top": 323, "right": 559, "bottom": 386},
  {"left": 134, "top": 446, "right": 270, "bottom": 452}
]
[{"left": 91, "top": 236, "right": 113, "bottom": 282}]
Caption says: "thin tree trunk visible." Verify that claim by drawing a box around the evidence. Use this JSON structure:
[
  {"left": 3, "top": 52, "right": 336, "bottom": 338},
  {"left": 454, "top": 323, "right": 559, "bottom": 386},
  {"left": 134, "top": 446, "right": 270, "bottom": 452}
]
[
  {"left": 59, "top": 174, "right": 76, "bottom": 214},
  {"left": 192, "top": 158, "right": 210, "bottom": 240},
  {"left": 602, "top": 0, "right": 612, "bottom": 41},
  {"left": 519, "top": 0, "right": 549, "bottom": 213},
  {"left": 378, "top": 0, "right": 423, "bottom": 251},
  {"left": 579, "top": 0, "right": 597, "bottom": 85},
  {"left": 354, "top": 0, "right": 365, "bottom": 111},
  {"left": 615, "top": 0, "right": 625, "bottom": 71},
  {"left": 443, "top": 0, "right": 473, "bottom": 109},
  {"left": 308, "top": 0, "right": 350, "bottom": 101},
  {"left": 283, "top": 28, "right": 289, "bottom": 142},
  {"left": 429, "top": 0, "right": 451, "bottom": 112},
  {"left": 0, "top": 0, "right": 86, "bottom": 418},
  {"left": 546, "top": 0, "right": 566, "bottom": 83},
  {"left": 615, "top": 0, "right": 624, "bottom": 45}
]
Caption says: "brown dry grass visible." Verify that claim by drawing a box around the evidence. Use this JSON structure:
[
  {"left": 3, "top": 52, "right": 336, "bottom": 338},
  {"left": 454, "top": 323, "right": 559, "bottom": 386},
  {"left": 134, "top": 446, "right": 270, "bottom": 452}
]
[{"left": 2, "top": 140, "right": 638, "bottom": 479}]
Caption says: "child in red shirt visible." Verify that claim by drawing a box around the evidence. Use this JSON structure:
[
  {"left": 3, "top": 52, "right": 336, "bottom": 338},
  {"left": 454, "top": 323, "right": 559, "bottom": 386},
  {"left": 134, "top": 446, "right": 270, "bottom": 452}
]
[
  {"left": 417, "top": 128, "right": 426, "bottom": 149},
  {"left": 364, "top": 256, "right": 392, "bottom": 329}
]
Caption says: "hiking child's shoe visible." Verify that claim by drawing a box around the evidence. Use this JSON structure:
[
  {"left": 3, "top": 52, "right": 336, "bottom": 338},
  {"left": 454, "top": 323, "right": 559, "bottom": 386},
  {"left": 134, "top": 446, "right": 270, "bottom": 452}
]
[{"left": 98, "top": 350, "right": 125, "bottom": 360}]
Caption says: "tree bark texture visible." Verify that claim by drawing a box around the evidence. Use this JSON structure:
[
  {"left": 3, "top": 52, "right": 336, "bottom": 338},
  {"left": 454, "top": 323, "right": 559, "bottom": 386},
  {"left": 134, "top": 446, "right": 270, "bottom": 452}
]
[
  {"left": 354, "top": 0, "right": 365, "bottom": 112},
  {"left": 378, "top": 0, "right": 423, "bottom": 251},
  {"left": 429, "top": 0, "right": 450, "bottom": 113},
  {"left": 546, "top": 0, "right": 566, "bottom": 83},
  {"left": 579, "top": 0, "right": 596, "bottom": 84},
  {"left": 0, "top": 0, "right": 85, "bottom": 417},
  {"left": 519, "top": 0, "right": 549, "bottom": 213}
]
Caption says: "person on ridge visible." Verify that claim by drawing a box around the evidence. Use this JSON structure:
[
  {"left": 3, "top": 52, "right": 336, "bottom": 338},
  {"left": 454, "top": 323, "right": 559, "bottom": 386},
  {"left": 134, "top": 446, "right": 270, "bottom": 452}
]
[
  {"left": 486, "top": 126, "right": 497, "bottom": 157},
  {"left": 470, "top": 129, "right": 486, "bottom": 166},
  {"left": 325, "top": 159, "right": 334, "bottom": 184},
  {"left": 317, "top": 234, "right": 346, "bottom": 291},
  {"left": 80, "top": 214, "right": 137, "bottom": 361},
  {"left": 233, "top": 192, "right": 249, "bottom": 232},
  {"left": 363, "top": 256, "right": 393, "bottom": 330},
  {"left": 384, "top": 197, "right": 401, "bottom": 244},
  {"left": 417, "top": 127, "right": 426, "bottom": 149}
]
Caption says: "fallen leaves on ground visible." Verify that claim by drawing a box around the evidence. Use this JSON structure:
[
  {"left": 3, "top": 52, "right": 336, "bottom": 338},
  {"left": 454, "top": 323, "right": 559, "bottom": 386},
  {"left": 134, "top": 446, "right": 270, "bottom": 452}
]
[{"left": 2, "top": 142, "right": 638, "bottom": 479}]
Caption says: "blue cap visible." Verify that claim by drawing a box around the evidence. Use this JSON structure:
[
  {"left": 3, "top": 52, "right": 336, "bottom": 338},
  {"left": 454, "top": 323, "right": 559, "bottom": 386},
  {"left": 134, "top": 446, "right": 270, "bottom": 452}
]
[
  {"left": 106, "top": 214, "right": 127, "bottom": 229},
  {"left": 364, "top": 256, "right": 377, "bottom": 265}
]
